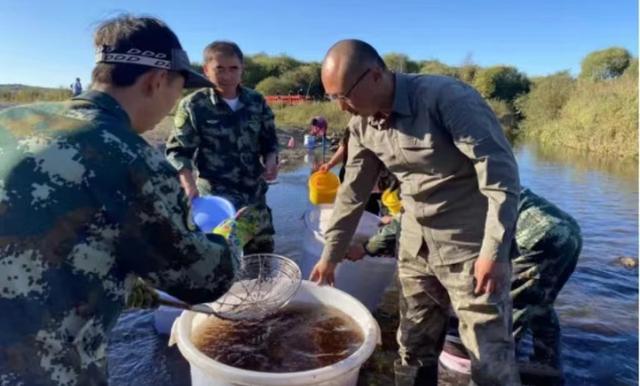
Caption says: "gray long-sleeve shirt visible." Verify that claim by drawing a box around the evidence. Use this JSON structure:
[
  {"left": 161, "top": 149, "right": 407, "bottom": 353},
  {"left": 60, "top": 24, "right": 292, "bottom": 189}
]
[{"left": 321, "top": 73, "right": 520, "bottom": 266}]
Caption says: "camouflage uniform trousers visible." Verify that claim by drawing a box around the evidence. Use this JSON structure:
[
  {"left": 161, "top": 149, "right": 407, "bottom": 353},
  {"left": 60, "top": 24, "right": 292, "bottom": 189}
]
[
  {"left": 396, "top": 242, "right": 521, "bottom": 386},
  {"left": 196, "top": 178, "right": 274, "bottom": 254},
  {"left": 511, "top": 221, "right": 582, "bottom": 367}
]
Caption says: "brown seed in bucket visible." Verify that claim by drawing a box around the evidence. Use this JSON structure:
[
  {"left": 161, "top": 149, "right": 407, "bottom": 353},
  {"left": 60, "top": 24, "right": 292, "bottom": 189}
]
[{"left": 191, "top": 303, "right": 364, "bottom": 372}]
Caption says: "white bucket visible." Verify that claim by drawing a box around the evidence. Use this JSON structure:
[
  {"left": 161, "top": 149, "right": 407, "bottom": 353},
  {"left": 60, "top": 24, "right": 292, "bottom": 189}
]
[
  {"left": 303, "top": 135, "right": 316, "bottom": 148},
  {"left": 301, "top": 205, "right": 397, "bottom": 311},
  {"left": 171, "top": 281, "right": 381, "bottom": 386}
]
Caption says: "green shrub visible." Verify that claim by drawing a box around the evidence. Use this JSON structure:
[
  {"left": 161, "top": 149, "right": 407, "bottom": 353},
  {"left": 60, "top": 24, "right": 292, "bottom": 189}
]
[
  {"left": 516, "top": 71, "right": 576, "bottom": 130},
  {"left": 580, "top": 47, "right": 632, "bottom": 80},
  {"left": 473, "top": 66, "right": 531, "bottom": 102},
  {"left": 520, "top": 73, "right": 638, "bottom": 158},
  {"left": 383, "top": 53, "right": 420, "bottom": 73},
  {"left": 0, "top": 87, "right": 70, "bottom": 103}
]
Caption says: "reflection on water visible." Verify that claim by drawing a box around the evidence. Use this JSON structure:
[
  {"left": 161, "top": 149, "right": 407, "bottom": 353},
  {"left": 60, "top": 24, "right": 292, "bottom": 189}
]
[
  {"left": 516, "top": 141, "right": 638, "bottom": 183},
  {"left": 108, "top": 142, "right": 638, "bottom": 386}
]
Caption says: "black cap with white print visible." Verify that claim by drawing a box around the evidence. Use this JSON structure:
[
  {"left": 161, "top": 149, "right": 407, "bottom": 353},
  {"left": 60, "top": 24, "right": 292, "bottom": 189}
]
[{"left": 96, "top": 45, "right": 211, "bottom": 88}]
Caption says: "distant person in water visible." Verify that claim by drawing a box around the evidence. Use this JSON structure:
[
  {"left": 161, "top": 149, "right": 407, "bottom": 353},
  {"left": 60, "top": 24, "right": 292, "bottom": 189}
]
[{"left": 71, "top": 77, "right": 83, "bottom": 96}]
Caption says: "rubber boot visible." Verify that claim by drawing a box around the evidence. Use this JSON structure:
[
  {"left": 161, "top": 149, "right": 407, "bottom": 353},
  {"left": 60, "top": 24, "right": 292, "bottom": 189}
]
[{"left": 394, "top": 359, "right": 438, "bottom": 386}]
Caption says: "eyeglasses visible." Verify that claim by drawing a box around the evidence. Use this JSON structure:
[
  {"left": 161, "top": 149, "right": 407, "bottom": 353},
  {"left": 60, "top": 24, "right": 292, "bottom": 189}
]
[{"left": 326, "top": 68, "right": 370, "bottom": 101}]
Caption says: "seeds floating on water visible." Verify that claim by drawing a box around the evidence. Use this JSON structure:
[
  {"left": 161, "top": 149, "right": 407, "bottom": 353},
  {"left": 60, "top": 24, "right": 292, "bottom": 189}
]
[{"left": 192, "top": 302, "right": 364, "bottom": 372}]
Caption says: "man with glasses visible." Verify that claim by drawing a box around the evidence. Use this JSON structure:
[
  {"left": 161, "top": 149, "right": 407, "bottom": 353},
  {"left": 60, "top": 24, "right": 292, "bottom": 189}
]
[
  {"left": 310, "top": 39, "right": 521, "bottom": 385},
  {"left": 166, "top": 41, "right": 279, "bottom": 254}
]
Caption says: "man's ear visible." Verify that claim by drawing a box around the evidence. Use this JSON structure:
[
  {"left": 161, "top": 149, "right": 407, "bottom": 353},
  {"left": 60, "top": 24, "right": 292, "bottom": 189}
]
[
  {"left": 203, "top": 63, "right": 211, "bottom": 78},
  {"left": 371, "top": 67, "right": 384, "bottom": 83},
  {"left": 138, "top": 69, "right": 165, "bottom": 97}
]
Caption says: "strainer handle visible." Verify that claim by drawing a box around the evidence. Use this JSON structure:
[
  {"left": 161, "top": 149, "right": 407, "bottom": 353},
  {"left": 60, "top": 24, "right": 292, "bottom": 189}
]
[{"left": 158, "top": 298, "right": 219, "bottom": 317}]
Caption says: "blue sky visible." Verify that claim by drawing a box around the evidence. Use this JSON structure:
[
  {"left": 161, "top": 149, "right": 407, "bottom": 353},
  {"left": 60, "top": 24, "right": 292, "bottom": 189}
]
[{"left": 0, "top": 0, "right": 637, "bottom": 88}]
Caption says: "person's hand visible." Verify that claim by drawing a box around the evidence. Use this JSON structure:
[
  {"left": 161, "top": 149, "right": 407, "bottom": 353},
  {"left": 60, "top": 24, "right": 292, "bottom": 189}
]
[
  {"left": 212, "top": 206, "right": 259, "bottom": 255},
  {"left": 474, "top": 257, "right": 507, "bottom": 295},
  {"left": 126, "top": 279, "right": 160, "bottom": 309},
  {"left": 263, "top": 154, "right": 279, "bottom": 181},
  {"left": 318, "top": 163, "right": 332, "bottom": 172},
  {"left": 178, "top": 169, "right": 199, "bottom": 201},
  {"left": 309, "top": 260, "right": 338, "bottom": 286},
  {"left": 345, "top": 244, "right": 367, "bottom": 261},
  {"left": 379, "top": 215, "right": 394, "bottom": 225}
]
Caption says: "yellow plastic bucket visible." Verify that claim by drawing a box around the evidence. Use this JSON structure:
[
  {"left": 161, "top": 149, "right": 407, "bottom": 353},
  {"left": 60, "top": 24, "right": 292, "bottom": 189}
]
[
  {"left": 381, "top": 188, "right": 402, "bottom": 214},
  {"left": 308, "top": 171, "right": 340, "bottom": 205}
]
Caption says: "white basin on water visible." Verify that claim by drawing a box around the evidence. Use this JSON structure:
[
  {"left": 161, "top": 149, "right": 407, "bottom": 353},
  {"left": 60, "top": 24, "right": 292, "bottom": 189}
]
[
  {"left": 170, "top": 280, "right": 381, "bottom": 386},
  {"left": 301, "top": 205, "right": 398, "bottom": 311}
]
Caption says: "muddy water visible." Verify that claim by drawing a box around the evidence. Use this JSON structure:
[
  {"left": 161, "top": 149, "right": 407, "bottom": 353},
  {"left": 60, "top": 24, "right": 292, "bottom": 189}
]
[
  {"left": 192, "top": 303, "right": 363, "bottom": 372},
  {"left": 108, "top": 142, "right": 638, "bottom": 386}
]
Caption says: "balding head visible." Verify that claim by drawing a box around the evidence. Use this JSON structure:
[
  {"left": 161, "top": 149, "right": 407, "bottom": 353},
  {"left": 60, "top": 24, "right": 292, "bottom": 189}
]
[
  {"left": 322, "top": 39, "right": 387, "bottom": 83},
  {"left": 321, "top": 39, "right": 394, "bottom": 116}
]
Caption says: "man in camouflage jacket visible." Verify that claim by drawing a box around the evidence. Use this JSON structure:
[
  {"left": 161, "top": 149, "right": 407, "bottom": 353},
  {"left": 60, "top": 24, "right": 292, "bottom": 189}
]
[
  {"left": 166, "top": 41, "right": 279, "bottom": 254},
  {"left": 0, "top": 16, "right": 255, "bottom": 386}
]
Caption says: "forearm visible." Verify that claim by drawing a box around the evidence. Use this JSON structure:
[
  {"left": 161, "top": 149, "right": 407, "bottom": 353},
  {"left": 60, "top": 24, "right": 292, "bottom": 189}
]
[
  {"left": 326, "top": 146, "right": 345, "bottom": 168},
  {"left": 321, "top": 136, "right": 381, "bottom": 263}
]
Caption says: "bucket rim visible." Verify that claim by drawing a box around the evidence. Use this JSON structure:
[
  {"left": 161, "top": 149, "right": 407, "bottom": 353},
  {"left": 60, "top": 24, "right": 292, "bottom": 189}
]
[{"left": 173, "top": 281, "right": 381, "bottom": 385}]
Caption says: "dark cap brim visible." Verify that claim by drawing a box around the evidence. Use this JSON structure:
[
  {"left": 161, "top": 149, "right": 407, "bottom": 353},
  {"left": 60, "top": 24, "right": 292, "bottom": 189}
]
[
  {"left": 170, "top": 49, "right": 212, "bottom": 88},
  {"left": 182, "top": 69, "right": 213, "bottom": 88}
]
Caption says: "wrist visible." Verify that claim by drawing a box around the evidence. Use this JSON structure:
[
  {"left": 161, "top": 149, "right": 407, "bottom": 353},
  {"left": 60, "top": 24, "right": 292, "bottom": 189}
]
[{"left": 362, "top": 241, "right": 373, "bottom": 256}]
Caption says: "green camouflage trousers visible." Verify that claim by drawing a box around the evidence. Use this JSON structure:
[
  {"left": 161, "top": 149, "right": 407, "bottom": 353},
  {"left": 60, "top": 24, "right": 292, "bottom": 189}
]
[
  {"left": 397, "top": 242, "right": 521, "bottom": 386},
  {"left": 511, "top": 222, "right": 581, "bottom": 367},
  {"left": 196, "top": 178, "right": 275, "bottom": 254}
]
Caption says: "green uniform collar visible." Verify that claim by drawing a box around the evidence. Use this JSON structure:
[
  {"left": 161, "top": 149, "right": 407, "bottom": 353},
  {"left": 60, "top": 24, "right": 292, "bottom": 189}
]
[
  {"left": 72, "top": 90, "right": 131, "bottom": 126},
  {"left": 391, "top": 73, "right": 412, "bottom": 117},
  {"left": 368, "top": 73, "right": 412, "bottom": 130}
]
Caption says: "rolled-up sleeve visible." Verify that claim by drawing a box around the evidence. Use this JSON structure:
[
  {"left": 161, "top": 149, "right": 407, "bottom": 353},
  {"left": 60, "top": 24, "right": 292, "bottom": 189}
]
[
  {"left": 320, "top": 119, "right": 382, "bottom": 263},
  {"left": 165, "top": 98, "right": 200, "bottom": 172},
  {"left": 365, "top": 218, "right": 400, "bottom": 257},
  {"left": 115, "top": 155, "right": 236, "bottom": 304},
  {"left": 441, "top": 88, "right": 520, "bottom": 261}
]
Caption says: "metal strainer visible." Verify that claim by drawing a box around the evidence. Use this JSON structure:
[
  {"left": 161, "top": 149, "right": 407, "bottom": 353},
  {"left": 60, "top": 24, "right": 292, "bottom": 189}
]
[{"left": 160, "top": 254, "right": 301, "bottom": 320}]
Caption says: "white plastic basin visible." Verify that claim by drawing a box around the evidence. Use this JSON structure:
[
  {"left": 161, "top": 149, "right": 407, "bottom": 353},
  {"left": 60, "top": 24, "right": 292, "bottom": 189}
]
[
  {"left": 171, "top": 280, "right": 381, "bottom": 386},
  {"left": 301, "top": 205, "right": 397, "bottom": 311}
]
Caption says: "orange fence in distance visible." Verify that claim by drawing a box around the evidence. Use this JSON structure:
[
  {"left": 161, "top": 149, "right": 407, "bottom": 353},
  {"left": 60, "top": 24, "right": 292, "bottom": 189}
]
[{"left": 265, "top": 95, "right": 312, "bottom": 106}]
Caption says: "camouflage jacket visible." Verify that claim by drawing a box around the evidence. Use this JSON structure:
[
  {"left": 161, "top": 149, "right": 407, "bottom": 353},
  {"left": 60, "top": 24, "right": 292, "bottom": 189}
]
[
  {"left": 165, "top": 87, "right": 278, "bottom": 207},
  {"left": 364, "top": 216, "right": 401, "bottom": 257},
  {"left": 0, "top": 91, "right": 237, "bottom": 386},
  {"left": 515, "top": 187, "right": 581, "bottom": 251},
  {"left": 364, "top": 188, "right": 580, "bottom": 257}
]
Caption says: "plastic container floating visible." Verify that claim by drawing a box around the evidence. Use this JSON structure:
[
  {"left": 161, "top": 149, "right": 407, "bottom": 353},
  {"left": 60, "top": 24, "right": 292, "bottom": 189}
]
[
  {"left": 171, "top": 280, "right": 381, "bottom": 386},
  {"left": 301, "top": 205, "right": 397, "bottom": 311},
  {"left": 308, "top": 171, "right": 340, "bottom": 205},
  {"left": 191, "top": 195, "right": 236, "bottom": 233}
]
